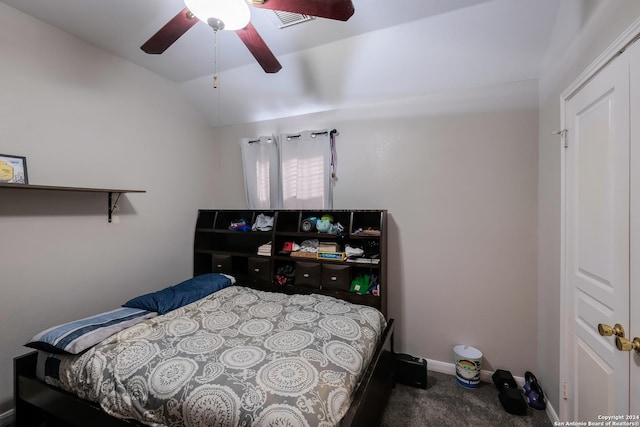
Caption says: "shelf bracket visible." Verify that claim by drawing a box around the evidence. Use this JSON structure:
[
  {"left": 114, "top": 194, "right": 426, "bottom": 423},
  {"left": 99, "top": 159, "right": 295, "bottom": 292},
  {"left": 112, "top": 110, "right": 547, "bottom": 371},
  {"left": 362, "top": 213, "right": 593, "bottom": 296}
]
[{"left": 108, "top": 192, "right": 122, "bottom": 223}]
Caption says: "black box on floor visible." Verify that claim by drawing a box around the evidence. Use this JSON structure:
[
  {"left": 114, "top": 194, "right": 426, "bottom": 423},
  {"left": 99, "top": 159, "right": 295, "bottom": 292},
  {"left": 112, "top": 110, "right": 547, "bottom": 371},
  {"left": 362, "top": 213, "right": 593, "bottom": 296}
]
[
  {"left": 393, "top": 353, "right": 427, "bottom": 389},
  {"left": 498, "top": 388, "right": 528, "bottom": 415}
]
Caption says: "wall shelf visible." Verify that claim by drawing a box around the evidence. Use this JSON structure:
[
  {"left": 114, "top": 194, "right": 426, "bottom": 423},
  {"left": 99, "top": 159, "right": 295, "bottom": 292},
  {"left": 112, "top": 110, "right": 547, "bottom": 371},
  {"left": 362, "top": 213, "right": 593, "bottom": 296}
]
[{"left": 0, "top": 183, "right": 146, "bottom": 222}]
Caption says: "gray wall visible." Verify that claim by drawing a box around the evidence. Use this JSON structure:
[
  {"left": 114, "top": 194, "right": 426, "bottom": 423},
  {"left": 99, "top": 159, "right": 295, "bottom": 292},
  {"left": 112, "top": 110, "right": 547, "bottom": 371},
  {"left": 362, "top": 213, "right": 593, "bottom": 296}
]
[
  {"left": 0, "top": 4, "right": 216, "bottom": 412},
  {"left": 537, "top": 0, "right": 640, "bottom": 413},
  {"left": 212, "top": 80, "right": 540, "bottom": 379}
]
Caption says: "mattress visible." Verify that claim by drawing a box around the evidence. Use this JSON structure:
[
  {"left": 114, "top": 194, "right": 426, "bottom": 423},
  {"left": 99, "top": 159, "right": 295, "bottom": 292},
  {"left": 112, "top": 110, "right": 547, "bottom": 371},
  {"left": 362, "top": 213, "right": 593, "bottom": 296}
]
[{"left": 39, "top": 285, "right": 386, "bottom": 427}]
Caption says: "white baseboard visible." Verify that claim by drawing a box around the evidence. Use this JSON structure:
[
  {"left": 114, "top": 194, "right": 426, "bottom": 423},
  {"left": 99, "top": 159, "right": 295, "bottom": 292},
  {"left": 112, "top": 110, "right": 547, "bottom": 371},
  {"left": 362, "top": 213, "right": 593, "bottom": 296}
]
[
  {"left": 545, "top": 399, "right": 560, "bottom": 424},
  {"left": 425, "top": 358, "right": 559, "bottom": 424},
  {"left": 426, "top": 358, "right": 524, "bottom": 385},
  {"left": 0, "top": 409, "right": 14, "bottom": 427}
]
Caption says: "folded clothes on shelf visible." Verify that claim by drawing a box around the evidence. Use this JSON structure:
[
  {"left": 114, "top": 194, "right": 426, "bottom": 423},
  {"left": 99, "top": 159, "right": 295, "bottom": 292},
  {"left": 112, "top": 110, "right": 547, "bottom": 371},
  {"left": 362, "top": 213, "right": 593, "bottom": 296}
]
[
  {"left": 298, "top": 239, "right": 319, "bottom": 253},
  {"left": 352, "top": 227, "right": 381, "bottom": 236},
  {"left": 229, "top": 219, "right": 251, "bottom": 232},
  {"left": 252, "top": 214, "right": 274, "bottom": 232},
  {"left": 345, "top": 244, "right": 364, "bottom": 258}
]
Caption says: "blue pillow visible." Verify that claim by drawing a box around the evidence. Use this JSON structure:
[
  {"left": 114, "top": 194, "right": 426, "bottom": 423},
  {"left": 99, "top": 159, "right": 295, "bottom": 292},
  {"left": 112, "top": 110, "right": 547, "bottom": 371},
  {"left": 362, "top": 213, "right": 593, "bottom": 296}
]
[
  {"left": 123, "top": 273, "right": 234, "bottom": 314},
  {"left": 26, "top": 307, "right": 156, "bottom": 355}
]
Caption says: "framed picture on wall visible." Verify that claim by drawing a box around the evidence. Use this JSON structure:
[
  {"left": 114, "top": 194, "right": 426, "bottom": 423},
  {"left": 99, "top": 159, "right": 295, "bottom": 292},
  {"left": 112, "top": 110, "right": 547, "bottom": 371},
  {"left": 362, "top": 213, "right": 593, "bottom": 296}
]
[{"left": 0, "top": 154, "right": 28, "bottom": 184}]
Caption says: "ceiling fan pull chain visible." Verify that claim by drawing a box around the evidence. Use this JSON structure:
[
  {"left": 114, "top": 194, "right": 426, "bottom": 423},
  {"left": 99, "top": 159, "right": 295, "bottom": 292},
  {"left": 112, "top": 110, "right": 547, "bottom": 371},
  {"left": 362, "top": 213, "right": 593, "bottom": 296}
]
[{"left": 213, "top": 28, "right": 219, "bottom": 89}]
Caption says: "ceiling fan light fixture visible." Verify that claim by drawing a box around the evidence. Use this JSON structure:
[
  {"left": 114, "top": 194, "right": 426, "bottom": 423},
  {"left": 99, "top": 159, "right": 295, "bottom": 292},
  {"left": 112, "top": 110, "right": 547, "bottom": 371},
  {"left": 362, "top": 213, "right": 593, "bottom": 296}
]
[{"left": 184, "top": 0, "right": 251, "bottom": 30}]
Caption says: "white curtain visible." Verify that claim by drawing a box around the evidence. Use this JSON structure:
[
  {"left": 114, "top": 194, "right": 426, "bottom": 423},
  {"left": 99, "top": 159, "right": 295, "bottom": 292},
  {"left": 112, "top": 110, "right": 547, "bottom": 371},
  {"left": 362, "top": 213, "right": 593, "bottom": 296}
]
[
  {"left": 279, "top": 130, "right": 333, "bottom": 209},
  {"left": 239, "top": 135, "right": 280, "bottom": 209}
]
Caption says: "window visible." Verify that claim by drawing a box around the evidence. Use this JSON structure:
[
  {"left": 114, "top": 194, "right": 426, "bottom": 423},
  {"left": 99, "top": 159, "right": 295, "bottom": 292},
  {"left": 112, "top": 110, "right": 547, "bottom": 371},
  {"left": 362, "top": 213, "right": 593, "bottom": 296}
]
[
  {"left": 240, "top": 130, "right": 335, "bottom": 209},
  {"left": 240, "top": 136, "right": 279, "bottom": 209}
]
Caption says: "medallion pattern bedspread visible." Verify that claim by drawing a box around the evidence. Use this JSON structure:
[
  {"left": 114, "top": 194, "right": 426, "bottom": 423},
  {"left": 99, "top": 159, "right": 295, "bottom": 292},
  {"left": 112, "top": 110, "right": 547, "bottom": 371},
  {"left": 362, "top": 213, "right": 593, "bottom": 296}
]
[{"left": 47, "top": 286, "right": 386, "bottom": 427}]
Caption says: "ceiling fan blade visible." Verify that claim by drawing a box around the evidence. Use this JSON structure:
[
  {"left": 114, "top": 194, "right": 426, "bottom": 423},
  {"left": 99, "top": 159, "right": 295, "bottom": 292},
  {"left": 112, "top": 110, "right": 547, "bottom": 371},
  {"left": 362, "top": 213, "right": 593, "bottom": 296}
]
[
  {"left": 251, "top": 0, "right": 354, "bottom": 21},
  {"left": 141, "top": 8, "right": 198, "bottom": 54},
  {"left": 235, "top": 23, "right": 282, "bottom": 73}
]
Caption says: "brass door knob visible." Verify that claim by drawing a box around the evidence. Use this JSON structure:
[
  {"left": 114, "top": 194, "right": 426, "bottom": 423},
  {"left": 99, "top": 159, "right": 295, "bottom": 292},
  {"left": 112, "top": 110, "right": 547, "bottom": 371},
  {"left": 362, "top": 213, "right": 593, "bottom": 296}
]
[
  {"left": 598, "top": 323, "right": 625, "bottom": 338},
  {"left": 615, "top": 337, "right": 640, "bottom": 354}
]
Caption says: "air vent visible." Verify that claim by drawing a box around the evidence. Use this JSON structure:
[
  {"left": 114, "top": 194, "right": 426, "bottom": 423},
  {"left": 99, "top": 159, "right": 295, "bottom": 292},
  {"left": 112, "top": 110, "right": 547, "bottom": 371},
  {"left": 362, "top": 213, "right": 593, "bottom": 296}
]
[{"left": 272, "top": 10, "right": 315, "bottom": 28}]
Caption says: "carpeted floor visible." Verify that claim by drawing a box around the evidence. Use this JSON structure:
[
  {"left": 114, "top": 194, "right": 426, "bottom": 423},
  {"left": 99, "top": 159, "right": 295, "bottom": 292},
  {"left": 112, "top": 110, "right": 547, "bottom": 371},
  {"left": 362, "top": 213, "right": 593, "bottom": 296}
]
[
  {"left": 382, "top": 370, "right": 553, "bottom": 427},
  {"left": 7, "top": 370, "right": 552, "bottom": 427}
]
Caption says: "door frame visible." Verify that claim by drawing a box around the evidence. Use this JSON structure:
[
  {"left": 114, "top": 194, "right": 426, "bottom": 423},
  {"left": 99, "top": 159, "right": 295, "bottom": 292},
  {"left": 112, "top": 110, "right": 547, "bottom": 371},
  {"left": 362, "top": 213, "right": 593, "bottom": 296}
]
[
  {"left": 560, "top": 19, "right": 640, "bottom": 421},
  {"left": 630, "top": 40, "right": 640, "bottom": 416}
]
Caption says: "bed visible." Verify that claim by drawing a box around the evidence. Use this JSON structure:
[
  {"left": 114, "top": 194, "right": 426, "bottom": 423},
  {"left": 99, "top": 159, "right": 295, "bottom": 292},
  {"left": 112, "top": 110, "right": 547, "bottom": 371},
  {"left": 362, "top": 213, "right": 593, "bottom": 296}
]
[{"left": 14, "top": 275, "right": 395, "bottom": 426}]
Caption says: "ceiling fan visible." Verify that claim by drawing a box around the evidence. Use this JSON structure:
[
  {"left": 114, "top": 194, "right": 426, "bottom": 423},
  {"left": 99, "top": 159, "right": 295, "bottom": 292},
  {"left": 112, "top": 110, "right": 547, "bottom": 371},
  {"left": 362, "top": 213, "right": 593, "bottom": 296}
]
[{"left": 141, "top": 0, "right": 356, "bottom": 74}]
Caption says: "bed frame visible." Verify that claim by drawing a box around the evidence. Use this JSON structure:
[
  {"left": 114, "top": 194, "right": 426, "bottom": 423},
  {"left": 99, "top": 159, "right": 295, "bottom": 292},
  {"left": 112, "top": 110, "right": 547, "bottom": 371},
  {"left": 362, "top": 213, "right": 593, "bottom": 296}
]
[
  {"left": 14, "top": 209, "right": 396, "bottom": 426},
  {"left": 14, "top": 319, "right": 394, "bottom": 427}
]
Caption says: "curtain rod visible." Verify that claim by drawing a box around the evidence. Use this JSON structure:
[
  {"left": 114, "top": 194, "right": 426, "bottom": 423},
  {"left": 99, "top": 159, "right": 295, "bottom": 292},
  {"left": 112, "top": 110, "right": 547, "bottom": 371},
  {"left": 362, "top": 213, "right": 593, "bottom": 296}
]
[
  {"left": 248, "top": 129, "right": 337, "bottom": 144},
  {"left": 286, "top": 129, "right": 337, "bottom": 140}
]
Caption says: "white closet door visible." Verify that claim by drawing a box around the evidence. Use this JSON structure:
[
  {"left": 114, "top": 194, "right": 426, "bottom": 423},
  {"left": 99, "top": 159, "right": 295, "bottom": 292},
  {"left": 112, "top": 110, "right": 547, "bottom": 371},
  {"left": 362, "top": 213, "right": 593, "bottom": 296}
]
[{"left": 564, "top": 49, "right": 630, "bottom": 421}]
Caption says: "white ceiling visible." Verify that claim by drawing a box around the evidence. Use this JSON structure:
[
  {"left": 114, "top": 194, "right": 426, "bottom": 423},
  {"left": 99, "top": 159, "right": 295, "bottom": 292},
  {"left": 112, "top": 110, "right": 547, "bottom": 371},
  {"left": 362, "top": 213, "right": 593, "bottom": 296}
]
[{"left": 1, "top": 0, "right": 561, "bottom": 127}]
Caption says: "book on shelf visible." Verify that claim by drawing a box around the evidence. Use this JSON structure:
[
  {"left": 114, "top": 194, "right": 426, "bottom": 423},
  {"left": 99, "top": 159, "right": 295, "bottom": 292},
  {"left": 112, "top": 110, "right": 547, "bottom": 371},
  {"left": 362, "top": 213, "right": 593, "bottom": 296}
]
[
  {"left": 346, "top": 258, "right": 380, "bottom": 264},
  {"left": 317, "top": 252, "right": 346, "bottom": 260},
  {"left": 257, "top": 242, "right": 272, "bottom": 256},
  {"left": 318, "top": 242, "right": 338, "bottom": 252}
]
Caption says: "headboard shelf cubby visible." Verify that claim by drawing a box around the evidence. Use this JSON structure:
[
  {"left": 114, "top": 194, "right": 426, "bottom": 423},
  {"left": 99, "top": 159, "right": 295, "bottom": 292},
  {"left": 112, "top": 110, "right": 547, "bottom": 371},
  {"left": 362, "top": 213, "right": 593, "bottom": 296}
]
[{"left": 194, "top": 209, "right": 388, "bottom": 317}]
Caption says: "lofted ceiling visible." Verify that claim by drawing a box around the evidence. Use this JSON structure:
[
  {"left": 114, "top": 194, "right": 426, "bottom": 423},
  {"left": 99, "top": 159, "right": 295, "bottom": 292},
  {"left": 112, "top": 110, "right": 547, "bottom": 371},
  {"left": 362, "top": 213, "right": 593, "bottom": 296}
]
[{"left": 1, "top": 0, "right": 561, "bottom": 127}]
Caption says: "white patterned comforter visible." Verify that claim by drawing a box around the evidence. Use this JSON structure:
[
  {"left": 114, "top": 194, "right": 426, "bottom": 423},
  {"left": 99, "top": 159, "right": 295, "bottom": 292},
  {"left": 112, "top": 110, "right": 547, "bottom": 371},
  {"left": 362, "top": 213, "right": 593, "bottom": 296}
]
[{"left": 49, "top": 286, "right": 386, "bottom": 427}]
